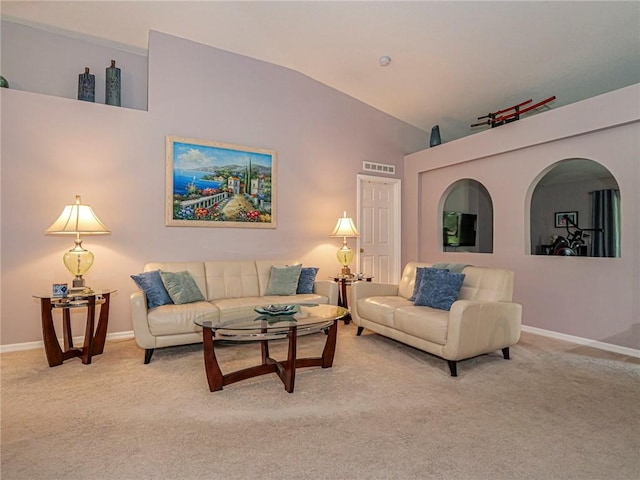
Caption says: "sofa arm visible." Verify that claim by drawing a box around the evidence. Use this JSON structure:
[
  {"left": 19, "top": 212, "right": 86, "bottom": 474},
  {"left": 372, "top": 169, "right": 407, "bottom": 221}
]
[
  {"left": 313, "top": 280, "right": 339, "bottom": 305},
  {"left": 442, "top": 300, "right": 522, "bottom": 361},
  {"left": 130, "top": 290, "right": 156, "bottom": 349}
]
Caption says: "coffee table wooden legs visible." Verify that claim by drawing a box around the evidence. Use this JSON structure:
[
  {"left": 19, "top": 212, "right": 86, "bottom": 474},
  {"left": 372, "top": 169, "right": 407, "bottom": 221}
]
[
  {"left": 201, "top": 320, "right": 338, "bottom": 393},
  {"left": 202, "top": 327, "right": 224, "bottom": 391}
]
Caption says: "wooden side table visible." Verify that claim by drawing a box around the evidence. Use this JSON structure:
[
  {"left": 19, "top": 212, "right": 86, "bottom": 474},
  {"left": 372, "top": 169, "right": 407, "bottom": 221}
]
[
  {"left": 33, "top": 290, "right": 115, "bottom": 367},
  {"left": 331, "top": 275, "right": 373, "bottom": 324}
]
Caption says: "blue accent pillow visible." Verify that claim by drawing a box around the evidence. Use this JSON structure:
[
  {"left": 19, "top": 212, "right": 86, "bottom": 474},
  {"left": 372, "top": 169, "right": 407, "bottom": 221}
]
[
  {"left": 414, "top": 268, "right": 465, "bottom": 311},
  {"left": 409, "top": 267, "right": 438, "bottom": 302},
  {"left": 297, "top": 267, "right": 319, "bottom": 294},
  {"left": 131, "top": 270, "right": 174, "bottom": 309},
  {"left": 265, "top": 264, "right": 303, "bottom": 296},
  {"left": 159, "top": 270, "right": 205, "bottom": 305}
]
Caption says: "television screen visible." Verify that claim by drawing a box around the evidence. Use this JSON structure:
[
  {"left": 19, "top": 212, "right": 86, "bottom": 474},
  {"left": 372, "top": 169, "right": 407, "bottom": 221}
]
[{"left": 443, "top": 212, "right": 477, "bottom": 247}]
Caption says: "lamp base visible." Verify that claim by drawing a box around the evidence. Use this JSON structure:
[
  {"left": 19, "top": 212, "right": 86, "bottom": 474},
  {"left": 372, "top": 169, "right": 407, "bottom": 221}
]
[
  {"left": 341, "top": 266, "right": 353, "bottom": 276},
  {"left": 72, "top": 277, "right": 85, "bottom": 288}
]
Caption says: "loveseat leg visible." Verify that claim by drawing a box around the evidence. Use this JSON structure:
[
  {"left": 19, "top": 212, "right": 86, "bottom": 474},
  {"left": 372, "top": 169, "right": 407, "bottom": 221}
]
[
  {"left": 144, "top": 348, "right": 154, "bottom": 364},
  {"left": 356, "top": 326, "right": 364, "bottom": 336},
  {"left": 447, "top": 360, "right": 458, "bottom": 377},
  {"left": 502, "top": 347, "right": 510, "bottom": 360}
]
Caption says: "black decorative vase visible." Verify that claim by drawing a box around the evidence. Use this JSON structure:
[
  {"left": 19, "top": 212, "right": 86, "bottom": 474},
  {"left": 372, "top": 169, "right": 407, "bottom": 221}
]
[
  {"left": 429, "top": 125, "right": 441, "bottom": 147},
  {"left": 105, "top": 60, "right": 121, "bottom": 106},
  {"left": 77, "top": 67, "right": 95, "bottom": 102}
]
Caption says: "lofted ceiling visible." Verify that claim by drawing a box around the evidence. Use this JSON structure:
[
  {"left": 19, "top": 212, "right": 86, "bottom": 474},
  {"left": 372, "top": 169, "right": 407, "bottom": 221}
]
[{"left": 1, "top": 1, "right": 639, "bottom": 143}]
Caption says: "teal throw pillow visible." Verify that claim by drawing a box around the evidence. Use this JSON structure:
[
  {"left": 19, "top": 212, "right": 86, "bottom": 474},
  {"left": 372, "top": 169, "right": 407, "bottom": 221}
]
[
  {"left": 159, "top": 270, "right": 205, "bottom": 305},
  {"left": 414, "top": 268, "right": 465, "bottom": 311},
  {"left": 131, "top": 270, "right": 174, "bottom": 309},
  {"left": 297, "top": 267, "right": 319, "bottom": 294},
  {"left": 266, "top": 264, "right": 303, "bottom": 296}
]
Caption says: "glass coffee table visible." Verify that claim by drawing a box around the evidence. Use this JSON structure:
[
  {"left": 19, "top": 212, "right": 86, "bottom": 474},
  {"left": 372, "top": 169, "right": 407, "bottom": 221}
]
[{"left": 194, "top": 304, "right": 348, "bottom": 393}]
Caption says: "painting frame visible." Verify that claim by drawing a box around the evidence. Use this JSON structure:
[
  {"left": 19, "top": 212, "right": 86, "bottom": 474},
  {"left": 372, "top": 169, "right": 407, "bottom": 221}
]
[
  {"left": 165, "top": 136, "right": 276, "bottom": 228},
  {"left": 554, "top": 211, "right": 578, "bottom": 228}
]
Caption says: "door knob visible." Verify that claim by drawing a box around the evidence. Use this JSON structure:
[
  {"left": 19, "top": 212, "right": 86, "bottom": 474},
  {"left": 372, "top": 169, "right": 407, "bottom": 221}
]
[{"left": 360, "top": 248, "right": 365, "bottom": 253}]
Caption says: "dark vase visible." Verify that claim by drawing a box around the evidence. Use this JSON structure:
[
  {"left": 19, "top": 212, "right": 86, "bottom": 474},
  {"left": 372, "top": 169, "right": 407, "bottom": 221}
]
[
  {"left": 0, "top": 75, "right": 8, "bottom": 88},
  {"left": 105, "top": 60, "right": 121, "bottom": 106},
  {"left": 77, "top": 67, "right": 95, "bottom": 102},
  {"left": 430, "top": 125, "right": 441, "bottom": 147}
]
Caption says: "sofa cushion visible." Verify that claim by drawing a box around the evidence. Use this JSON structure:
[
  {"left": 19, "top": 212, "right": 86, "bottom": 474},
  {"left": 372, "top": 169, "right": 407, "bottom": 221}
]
[
  {"left": 297, "top": 267, "right": 319, "bottom": 294},
  {"left": 160, "top": 271, "right": 206, "bottom": 305},
  {"left": 131, "top": 270, "right": 173, "bottom": 309},
  {"left": 213, "top": 296, "right": 269, "bottom": 313},
  {"left": 262, "top": 293, "right": 328, "bottom": 305},
  {"left": 265, "top": 264, "right": 302, "bottom": 295},
  {"left": 204, "top": 261, "right": 260, "bottom": 300},
  {"left": 394, "top": 306, "right": 449, "bottom": 345},
  {"left": 212, "top": 293, "right": 330, "bottom": 314},
  {"left": 458, "top": 266, "right": 514, "bottom": 302},
  {"left": 147, "top": 302, "right": 218, "bottom": 336},
  {"left": 414, "top": 269, "right": 465, "bottom": 311},
  {"left": 357, "top": 296, "right": 414, "bottom": 328}
]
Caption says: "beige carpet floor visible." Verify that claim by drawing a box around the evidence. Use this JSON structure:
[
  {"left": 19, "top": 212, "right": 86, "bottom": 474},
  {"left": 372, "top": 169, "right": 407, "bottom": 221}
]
[{"left": 1, "top": 323, "right": 639, "bottom": 480}]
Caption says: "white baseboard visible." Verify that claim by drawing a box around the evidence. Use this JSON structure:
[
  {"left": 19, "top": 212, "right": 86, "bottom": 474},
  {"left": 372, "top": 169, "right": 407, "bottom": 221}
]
[
  {"left": 522, "top": 325, "right": 640, "bottom": 358},
  {"left": 0, "top": 331, "right": 135, "bottom": 354},
  {"left": 2, "top": 327, "right": 638, "bottom": 359}
]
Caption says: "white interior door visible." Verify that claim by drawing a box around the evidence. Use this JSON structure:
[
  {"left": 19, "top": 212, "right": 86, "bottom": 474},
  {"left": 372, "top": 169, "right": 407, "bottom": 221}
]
[{"left": 357, "top": 175, "right": 401, "bottom": 284}]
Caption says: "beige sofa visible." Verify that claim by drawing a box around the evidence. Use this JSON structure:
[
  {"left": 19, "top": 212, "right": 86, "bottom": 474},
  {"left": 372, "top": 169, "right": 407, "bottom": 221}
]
[
  {"left": 130, "top": 260, "right": 338, "bottom": 363},
  {"left": 350, "top": 262, "right": 522, "bottom": 376}
]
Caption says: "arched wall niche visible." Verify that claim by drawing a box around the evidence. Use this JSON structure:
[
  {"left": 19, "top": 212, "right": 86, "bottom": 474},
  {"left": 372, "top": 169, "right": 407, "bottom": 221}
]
[
  {"left": 529, "top": 158, "right": 621, "bottom": 257},
  {"left": 440, "top": 178, "right": 493, "bottom": 253}
]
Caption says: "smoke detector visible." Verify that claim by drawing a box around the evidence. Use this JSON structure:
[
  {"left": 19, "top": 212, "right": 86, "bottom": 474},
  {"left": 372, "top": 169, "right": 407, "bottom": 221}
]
[{"left": 379, "top": 56, "right": 392, "bottom": 67}]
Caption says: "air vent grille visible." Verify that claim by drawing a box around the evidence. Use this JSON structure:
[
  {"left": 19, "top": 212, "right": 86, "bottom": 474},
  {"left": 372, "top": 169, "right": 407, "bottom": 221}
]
[{"left": 363, "top": 161, "right": 395, "bottom": 175}]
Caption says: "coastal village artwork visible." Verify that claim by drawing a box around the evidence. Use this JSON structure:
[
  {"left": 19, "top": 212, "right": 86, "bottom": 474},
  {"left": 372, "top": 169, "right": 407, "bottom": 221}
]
[{"left": 165, "top": 136, "right": 276, "bottom": 228}]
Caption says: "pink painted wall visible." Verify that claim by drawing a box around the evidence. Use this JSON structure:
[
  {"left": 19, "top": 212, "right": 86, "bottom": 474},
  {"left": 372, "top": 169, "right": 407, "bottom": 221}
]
[
  {"left": 0, "top": 29, "right": 427, "bottom": 346},
  {"left": 404, "top": 85, "right": 640, "bottom": 350}
]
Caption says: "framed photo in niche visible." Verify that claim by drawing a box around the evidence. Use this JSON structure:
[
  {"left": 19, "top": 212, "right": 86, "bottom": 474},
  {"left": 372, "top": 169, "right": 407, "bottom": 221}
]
[
  {"left": 554, "top": 211, "right": 577, "bottom": 228},
  {"left": 166, "top": 136, "right": 276, "bottom": 228}
]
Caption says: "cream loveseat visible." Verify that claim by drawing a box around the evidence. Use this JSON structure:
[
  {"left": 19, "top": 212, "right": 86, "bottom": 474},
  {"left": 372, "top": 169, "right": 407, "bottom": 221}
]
[
  {"left": 350, "top": 262, "right": 522, "bottom": 376},
  {"left": 130, "top": 260, "right": 338, "bottom": 363}
]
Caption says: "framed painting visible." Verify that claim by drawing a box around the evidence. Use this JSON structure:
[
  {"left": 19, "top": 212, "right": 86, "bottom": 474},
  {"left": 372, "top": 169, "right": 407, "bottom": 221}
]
[
  {"left": 554, "top": 211, "right": 577, "bottom": 228},
  {"left": 166, "top": 136, "right": 276, "bottom": 228}
]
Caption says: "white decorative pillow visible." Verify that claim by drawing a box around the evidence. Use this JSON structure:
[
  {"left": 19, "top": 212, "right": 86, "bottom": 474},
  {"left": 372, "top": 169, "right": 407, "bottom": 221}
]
[{"left": 265, "top": 264, "right": 303, "bottom": 296}]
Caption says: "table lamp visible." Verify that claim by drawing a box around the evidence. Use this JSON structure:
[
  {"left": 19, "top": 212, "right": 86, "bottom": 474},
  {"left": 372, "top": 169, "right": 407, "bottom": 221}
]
[
  {"left": 45, "top": 195, "right": 110, "bottom": 289},
  {"left": 330, "top": 211, "right": 360, "bottom": 276}
]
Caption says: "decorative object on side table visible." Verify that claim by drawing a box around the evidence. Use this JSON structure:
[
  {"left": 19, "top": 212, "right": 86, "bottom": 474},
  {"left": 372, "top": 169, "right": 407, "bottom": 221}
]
[
  {"left": 52, "top": 283, "right": 68, "bottom": 298},
  {"left": 45, "top": 195, "right": 111, "bottom": 290},
  {"left": 330, "top": 211, "right": 360, "bottom": 276},
  {"left": 77, "top": 67, "right": 95, "bottom": 102},
  {"left": 105, "top": 60, "right": 121, "bottom": 106},
  {"left": 0, "top": 75, "right": 9, "bottom": 88}
]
